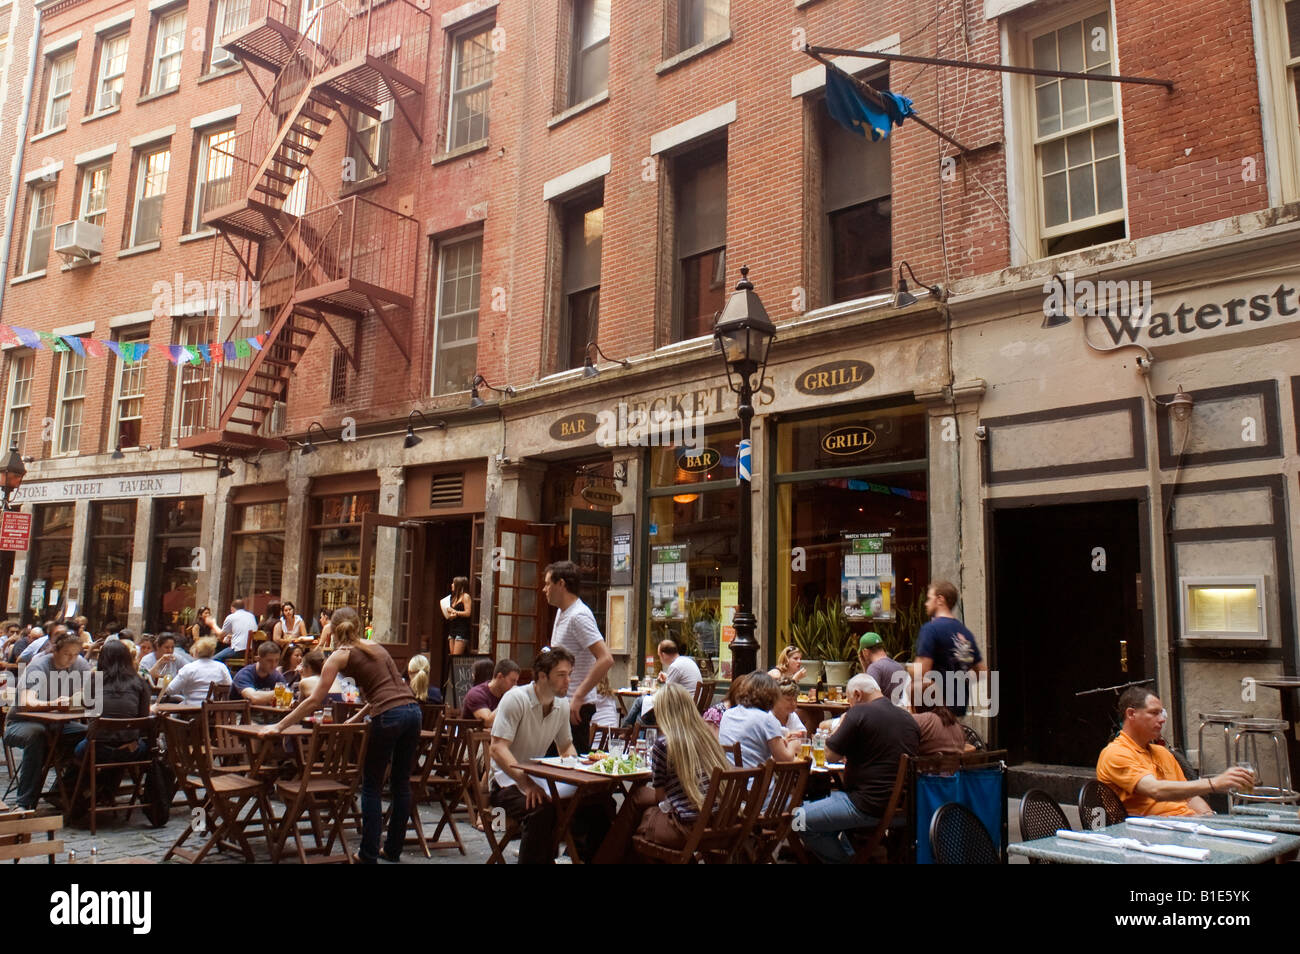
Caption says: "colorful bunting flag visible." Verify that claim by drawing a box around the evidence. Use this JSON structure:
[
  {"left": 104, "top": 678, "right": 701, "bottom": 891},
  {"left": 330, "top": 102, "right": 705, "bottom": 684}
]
[
  {"left": 62, "top": 336, "right": 85, "bottom": 357},
  {"left": 0, "top": 322, "right": 263, "bottom": 367}
]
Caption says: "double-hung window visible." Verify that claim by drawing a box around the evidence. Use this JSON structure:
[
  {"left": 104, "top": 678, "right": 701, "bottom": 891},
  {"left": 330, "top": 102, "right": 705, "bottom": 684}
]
[
  {"left": 80, "top": 164, "right": 110, "bottom": 228},
  {"left": 677, "top": 0, "right": 728, "bottom": 53},
  {"left": 174, "top": 318, "right": 213, "bottom": 442},
  {"left": 45, "top": 53, "right": 75, "bottom": 130},
  {"left": 673, "top": 141, "right": 727, "bottom": 342},
  {"left": 3, "top": 354, "right": 33, "bottom": 452},
  {"left": 448, "top": 24, "right": 493, "bottom": 150},
  {"left": 55, "top": 350, "right": 86, "bottom": 456},
  {"left": 431, "top": 237, "right": 481, "bottom": 395},
  {"left": 193, "top": 128, "right": 234, "bottom": 229},
  {"left": 111, "top": 330, "right": 149, "bottom": 449},
  {"left": 211, "top": 0, "right": 251, "bottom": 69},
  {"left": 570, "top": 0, "right": 610, "bottom": 106},
  {"left": 150, "top": 8, "right": 186, "bottom": 94},
  {"left": 348, "top": 101, "right": 392, "bottom": 182},
  {"left": 559, "top": 193, "right": 603, "bottom": 371},
  {"left": 96, "top": 32, "right": 129, "bottom": 112},
  {"left": 131, "top": 147, "right": 170, "bottom": 246},
  {"left": 22, "top": 185, "right": 54, "bottom": 274}
]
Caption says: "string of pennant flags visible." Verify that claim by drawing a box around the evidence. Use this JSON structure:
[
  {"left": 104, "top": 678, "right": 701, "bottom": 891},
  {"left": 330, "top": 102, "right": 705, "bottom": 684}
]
[{"left": 0, "top": 324, "right": 270, "bottom": 366}]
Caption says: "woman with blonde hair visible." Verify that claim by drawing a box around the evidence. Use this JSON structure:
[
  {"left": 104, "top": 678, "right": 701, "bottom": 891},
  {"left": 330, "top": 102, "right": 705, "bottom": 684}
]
[
  {"left": 161, "top": 636, "right": 233, "bottom": 705},
  {"left": 768, "top": 645, "right": 807, "bottom": 683},
  {"left": 266, "top": 606, "right": 420, "bottom": 863}
]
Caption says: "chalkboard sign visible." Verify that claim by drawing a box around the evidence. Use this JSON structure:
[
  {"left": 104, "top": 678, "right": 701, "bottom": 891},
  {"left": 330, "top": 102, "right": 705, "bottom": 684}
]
[{"left": 450, "top": 655, "right": 490, "bottom": 709}]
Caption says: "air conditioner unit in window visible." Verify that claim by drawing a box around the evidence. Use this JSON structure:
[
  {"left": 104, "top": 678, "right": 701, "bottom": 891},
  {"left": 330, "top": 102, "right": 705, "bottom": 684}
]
[
  {"left": 53, "top": 219, "right": 103, "bottom": 262},
  {"left": 101, "top": 88, "right": 121, "bottom": 110},
  {"left": 211, "top": 47, "right": 237, "bottom": 68},
  {"left": 269, "top": 400, "right": 286, "bottom": 434}
]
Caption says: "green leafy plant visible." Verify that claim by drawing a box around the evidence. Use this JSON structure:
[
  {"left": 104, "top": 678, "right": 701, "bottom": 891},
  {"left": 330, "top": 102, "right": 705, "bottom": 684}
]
[
  {"left": 787, "top": 599, "right": 827, "bottom": 659},
  {"left": 821, "top": 598, "right": 860, "bottom": 663}
]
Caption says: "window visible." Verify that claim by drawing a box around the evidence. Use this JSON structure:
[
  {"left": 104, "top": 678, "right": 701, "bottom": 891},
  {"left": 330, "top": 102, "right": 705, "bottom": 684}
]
[
  {"left": 130, "top": 147, "right": 170, "bottom": 246},
  {"left": 310, "top": 493, "right": 377, "bottom": 622},
  {"left": 448, "top": 24, "right": 493, "bottom": 149},
  {"left": 347, "top": 101, "right": 392, "bottom": 183},
  {"left": 673, "top": 141, "right": 727, "bottom": 341},
  {"left": 43, "top": 52, "right": 74, "bottom": 131},
  {"left": 1028, "top": 10, "right": 1125, "bottom": 255},
  {"left": 21, "top": 185, "right": 54, "bottom": 274},
  {"left": 173, "top": 318, "right": 213, "bottom": 441},
  {"left": 821, "top": 82, "right": 892, "bottom": 302},
  {"left": 677, "top": 0, "right": 727, "bottom": 53},
  {"left": 79, "top": 164, "right": 110, "bottom": 228},
  {"left": 55, "top": 349, "right": 86, "bottom": 455},
  {"left": 3, "top": 353, "right": 33, "bottom": 452},
  {"left": 86, "top": 501, "right": 134, "bottom": 632},
  {"left": 559, "top": 192, "right": 603, "bottom": 370},
  {"left": 95, "top": 32, "right": 128, "bottom": 112},
  {"left": 150, "top": 497, "right": 203, "bottom": 632},
  {"left": 1261, "top": 0, "right": 1300, "bottom": 203},
  {"left": 211, "top": 0, "right": 251, "bottom": 69},
  {"left": 431, "top": 236, "right": 481, "bottom": 395},
  {"left": 192, "top": 127, "right": 234, "bottom": 229},
  {"left": 111, "top": 329, "right": 149, "bottom": 449},
  {"left": 570, "top": 0, "right": 609, "bottom": 105},
  {"left": 150, "top": 7, "right": 186, "bottom": 94},
  {"left": 329, "top": 348, "right": 347, "bottom": 403},
  {"left": 230, "top": 500, "right": 285, "bottom": 618}
]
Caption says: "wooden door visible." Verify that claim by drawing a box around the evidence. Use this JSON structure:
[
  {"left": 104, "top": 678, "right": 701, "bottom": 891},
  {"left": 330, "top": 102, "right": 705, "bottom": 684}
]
[
  {"left": 358, "top": 511, "right": 425, "bottom": 668},
  {"left": 492, "top": 517, "right": 553, "bottom": 664}
]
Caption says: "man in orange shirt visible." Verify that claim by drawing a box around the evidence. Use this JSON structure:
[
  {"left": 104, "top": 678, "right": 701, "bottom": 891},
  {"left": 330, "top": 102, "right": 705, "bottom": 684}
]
[{"left": 1096, "top": 686, "right": 1253, "bottom": 817}]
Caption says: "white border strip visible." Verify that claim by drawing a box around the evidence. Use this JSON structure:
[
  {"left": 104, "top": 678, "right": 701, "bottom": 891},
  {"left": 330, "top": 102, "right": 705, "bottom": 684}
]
[
  {"left": 441, "top": 0, "right": 496, "bottom": 29},
  {"left": 94, "top": 11, "right": 133, "bottom": 34},
  {"left": 190, "top": 104, "right": 242, "bottom": 128},
  {"left": 542, "top": 154, "right": 611, "bottom": 201},
  {"left": 790, "top": 33, "right": 900, "bottom": 98},
  {"left": 23, "top": 160, "right": 63, "bottom": 183},
  {"left": 52, "top": 321, "right": 95, "bottom": 337},
  {"left": 649, "top": 101, "right": 737, "bottom": 156},
  {"left": 129, "top": 125, "right": 176, "bottom": 148},
  {"left": 42, "top": 32, "right": 81, "bottom": 57},
  {"left": 74, "top": 143, "right": 117, "bottom": 165},
  {"left": 109, "top": 310, "right": 154, "bottom": 329}
]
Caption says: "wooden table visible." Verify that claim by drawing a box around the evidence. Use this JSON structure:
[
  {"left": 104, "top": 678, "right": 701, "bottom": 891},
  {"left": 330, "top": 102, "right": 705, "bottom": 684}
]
[
  {"left": 614, "top": 689, "right": 651, "bottom": 720},
  {"left": 14, "top": 710, "right": 91, "bottom": 808},
  {"left": 525, "top": 758, "right": 649, "bottom": 863},
  {"left": 1009, "top": 818, "right": 1300, "bottom": 864},
  {"left": 153, "top": 703, "right": 201, "bottom": 716},
  {"left": 795, "top": 699, "right": 849, "bottom": 733}
]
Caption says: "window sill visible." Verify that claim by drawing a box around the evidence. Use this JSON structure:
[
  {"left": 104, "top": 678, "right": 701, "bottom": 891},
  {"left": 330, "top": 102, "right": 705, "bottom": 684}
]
[
  {"left": 178, "top": 230, "right": 215, "bottom": 244},
  {"left": 548, "top": 90, "right": 609, "bottom": 129},
  {"left": 198, "top": 64, "right": 241, "bottom": 84},
  {"left": 432, "top": 139, "right": 491, "bottom": 166},
  {"left": 9, "top": 271, "right": 46, "bottom": 286},
  {"left": 340, "top": 172, "right": 389, "bottom": 197},
  {"left": 794, "top": 0, "right": 824, "bottom": 7},
  {"left": 81, "top": 106, "right": 120, "bottom": 125},
  {"left": 118, "top": 242, "right": 161, "bottom": 258},
  {"left": 30, "top": 126, "right": 66, "bottom": 144},
  {"left": 655, "top": 32, "right": 732, "bottom": 76},
  {"left": 137, "top": 86, "right": 180, "bottom": 106},
  {"left": 60, "top": 256, "right": 102, "bottom": 271}
]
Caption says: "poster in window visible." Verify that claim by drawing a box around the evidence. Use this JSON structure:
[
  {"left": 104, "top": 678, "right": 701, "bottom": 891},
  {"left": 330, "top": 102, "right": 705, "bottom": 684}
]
[
  {"left": 650, "top": 544, "right": 687, "bottom": 619},
  {"left": 610, "top": 514, "right": 633, "bottom": 586},
  {"left": 841, "top": 532, "right": 893, "bottom": 620}
]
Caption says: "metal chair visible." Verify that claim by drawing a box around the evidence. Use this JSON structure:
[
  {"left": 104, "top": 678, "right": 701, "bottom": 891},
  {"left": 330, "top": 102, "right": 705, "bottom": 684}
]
[
  {"left": 930, "top": 802, "right": 999, "bottom": 864},
  {"left": 1077, "top": 779, "right": 1127, "bottom": 829},
  {"left": 961, "top": 723, "right": 987, "bottom": 751},
  {"left": 1018, "top": 788, "right": 1071, "bottom": 846}
]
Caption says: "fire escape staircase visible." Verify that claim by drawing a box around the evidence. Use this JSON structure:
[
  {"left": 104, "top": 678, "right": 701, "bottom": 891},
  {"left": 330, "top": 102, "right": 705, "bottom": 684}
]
[{"left": 178, "top": 0, "right": 428, "bottom": 457}]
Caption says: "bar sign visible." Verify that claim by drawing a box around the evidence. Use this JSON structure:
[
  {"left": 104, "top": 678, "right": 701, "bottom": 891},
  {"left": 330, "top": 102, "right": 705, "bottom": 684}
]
[{"left": 0, "top": 512, "right": 31, "bottom": 551}]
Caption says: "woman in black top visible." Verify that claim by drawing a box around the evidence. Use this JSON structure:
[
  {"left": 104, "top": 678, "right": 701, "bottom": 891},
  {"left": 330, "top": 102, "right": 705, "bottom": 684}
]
[
  {"left": 445, "top": 576, "right": 472, "bottom": 656},
  {"left": 73, "top": 640, "right": 152, "bottom": 762}
]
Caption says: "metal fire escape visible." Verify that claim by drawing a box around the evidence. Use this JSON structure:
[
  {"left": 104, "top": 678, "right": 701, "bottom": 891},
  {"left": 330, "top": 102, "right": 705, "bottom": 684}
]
[{"left": 179, "top": 0, "right": 429, "bottom": 456}]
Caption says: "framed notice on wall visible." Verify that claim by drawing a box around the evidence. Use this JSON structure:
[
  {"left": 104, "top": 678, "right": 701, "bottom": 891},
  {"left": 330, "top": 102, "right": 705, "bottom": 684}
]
[{"left": 611, "top": 514, "right": 633, "bottom": 587}]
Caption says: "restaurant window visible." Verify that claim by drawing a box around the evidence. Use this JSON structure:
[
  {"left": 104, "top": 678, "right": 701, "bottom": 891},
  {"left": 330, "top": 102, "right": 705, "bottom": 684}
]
[
  {"left": 569, "top": 0, "right": 609, "bottom": 106},
  {"left": 772, "top": 403, "right": 929, "bottom": 670},
  {"left": 151, "top": 497, "right": 203, "bottom": 632},
  {"left": 447, "top": 22, "right": 494, "bottom": 150},
  {"left": 54, "top": 349, "right": 86, "bottom": 456},
  {"left": 94, "top": 31, "right": 129, "bottom": 113},
  {"left": 148, "top": 6, "right": 186, "bottom": 95},
  {"left": 192, "top": 126, "right": 235, "bottom": 230},
  {"left": 26, "top": 504, "right": 74, "bottom": 624},
  {"left": 229, "top": 500, "right": 285, "bottom": 619},
  {"left": 21, "top": 184, "right": 54, "bottom": 275},
  {"left": 644, "top": 426, "right": 740, "bottom": 676},
  {"left": 43, "top": 51, "right": 75, "bottom": 132},
  {"left": 310, "top": 492, "right": 377, "bottom": 620},
  {"left": 3, "top": 352, "right": 33, "bottom": 452},
  {"left": 79, "top": 162, "right": 110, "bottom": 229},
  {"left": 86, "top": 501, "right": 135, "bottom": 632},
  {"left": 820, "top": 79, "right": 892, "bottom": 301},
  {"left": 129, "top": 146, "right": 169, "bottom": 247},
  {"left": 675, "top": 0, "right": 728, "bottom": 54},
  {"left": 431, "top": 235, "right": 481, "bottom": 395},
  {"left": 1024, "top": 8, "right": 1125, "bottom": 255},
  {"left": 111, "top": 329, "right": 149, "bottom": 449},
  {"left": 673, "top": 140, "right": 727, "bottom": 342},
  {"left": 558, "top": 190, "right": 603, "bottom": 371},
  {"left": 173, "top": 317, "right": 214, "bottom": 442}
]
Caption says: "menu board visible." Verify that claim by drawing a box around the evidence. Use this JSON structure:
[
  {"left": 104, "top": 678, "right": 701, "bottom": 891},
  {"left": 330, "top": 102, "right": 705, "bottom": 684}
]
[
  {"left": 610, "top": 514, "right": 634, "bottom": 586},
  {"left": 650, "top": 544, "right": 688, "bottom": 620},
  {"left": 842, "top": 532, "right": 893, "bottom": 620}
]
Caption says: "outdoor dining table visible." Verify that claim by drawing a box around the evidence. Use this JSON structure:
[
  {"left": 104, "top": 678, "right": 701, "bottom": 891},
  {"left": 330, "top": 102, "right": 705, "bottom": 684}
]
[
  {"left": 795, "top": 699, "right": 849, "bottom": 733},
  {"left": 1009, "top": 817, "right": 1300, "bottom": 864},
  {"left": 152, "top": 702, "right": 201, "bottom": 716},
  {"left": 15, "top": 709, "right": 91, "bottom": 808},
  {"left": 1214, "top": 808, "right": 1300, "bottom": 835},
  {"left": 525, "top": 757, "right": 651, "bottom": 864}
]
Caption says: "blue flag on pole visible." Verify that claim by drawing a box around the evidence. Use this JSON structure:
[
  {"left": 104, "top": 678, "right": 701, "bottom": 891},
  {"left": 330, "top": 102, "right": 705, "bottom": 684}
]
[
  {"left": 737, "top": 439, "right": 752, "bottom": 482},
  {"left": 824, "top": 65, "right": 913, "bottom": 141}
]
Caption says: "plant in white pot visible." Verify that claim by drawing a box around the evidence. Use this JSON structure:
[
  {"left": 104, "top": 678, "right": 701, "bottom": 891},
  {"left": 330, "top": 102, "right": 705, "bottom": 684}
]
[
  {"left": 786, "top": 601, "right": 826, "bottom": 687},
  {"left": 821, "top": 598, "right": 857, "bottom": 687}
]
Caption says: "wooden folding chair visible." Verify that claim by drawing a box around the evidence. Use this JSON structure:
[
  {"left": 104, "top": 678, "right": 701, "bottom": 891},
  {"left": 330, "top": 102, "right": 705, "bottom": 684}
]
[
  {"left": 202, "top": 699, "right": 254, "bottom": 773},
  {"left": 420, "top": 703, "right": 445, "bottom": 731},
  {"left": 847, "top": 753, "right": 912, "bottom": 864},
  {"left": 206, "top": 681, "right": 230, "bottom": 702},
  {"left": 70, "top": 716, "right": 158, "bottom": 834},
  {"left": 747, "top": 759, "right": 812, "bottom": 863},
  {"left": 425, "top": 717, "right": 479, "bottom": 854},
  {"left": 161, "top": 716, "right": 273, "bottom": 863},
  {"left": 466, "top": 729, "right": 519, "bottom": 864},
  {"left": 722, "top": 741, "right": 743, "bottom": 767},
  {"left": 693, "top": 680, "right": 717, "bottom": 715},
  {"left": 272, "top": 723, "right": 369, "bottom": 864},
  {"left": 633, "top": 764, "right": 770, "bottom": 863},
  {"left": 0, "top": 811, "right": 62, "bottom": 863},
  {"left": 589, "top": 724, "right": 634, "bottom": 752},
  {"left": 398, "top": 709, "right": 444, "bottom": 857}
]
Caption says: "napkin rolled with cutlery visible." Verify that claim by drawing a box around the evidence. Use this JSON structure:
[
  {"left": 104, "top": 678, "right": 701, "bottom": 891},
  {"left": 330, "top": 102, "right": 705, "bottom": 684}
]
[{"left": 1056, "top": 828, "right": 1210, "bottom": 861}]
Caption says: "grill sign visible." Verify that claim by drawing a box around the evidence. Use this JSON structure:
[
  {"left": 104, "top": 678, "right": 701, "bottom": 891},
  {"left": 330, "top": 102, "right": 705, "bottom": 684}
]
[
  {"left": 677, "top": 447, "right": 720, "bottom": 473},
  {"left": 821, "top": 426, "right": 876, "bottom": 456},
  {"left": 796, "top": 360, "right": 874, "bottom": 396},
  {"left": 550, "top": 412, "right": 598, "bottom": 441}
]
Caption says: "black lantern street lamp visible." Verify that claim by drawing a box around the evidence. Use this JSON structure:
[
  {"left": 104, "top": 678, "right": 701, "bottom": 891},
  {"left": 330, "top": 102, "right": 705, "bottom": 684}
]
[
  {"left": 1, "top": 439, "right": 26, "bottom": 514},
  {"left": 713, "top": 266, "right": 776, "bottom": 678}
]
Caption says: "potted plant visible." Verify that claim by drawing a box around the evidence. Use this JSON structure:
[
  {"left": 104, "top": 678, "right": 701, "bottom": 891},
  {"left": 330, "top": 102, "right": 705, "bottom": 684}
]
[
  {"left": 821, "top": 598, "right": 858, "bottom": 686},
  {"left": 787, "top": 600, "right": 826, "bottom": 686}
]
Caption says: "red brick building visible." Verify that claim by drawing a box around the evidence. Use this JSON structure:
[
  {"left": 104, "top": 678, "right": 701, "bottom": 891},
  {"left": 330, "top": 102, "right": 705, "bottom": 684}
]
[{"left": 2, "top": 0, "right": 1298, "bottom": 770}]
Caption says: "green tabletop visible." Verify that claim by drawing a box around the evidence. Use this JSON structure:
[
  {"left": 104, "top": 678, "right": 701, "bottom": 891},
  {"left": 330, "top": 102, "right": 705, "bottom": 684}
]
[{"left": 1009, "top": 818, "right": 1300, "bottom": 864}]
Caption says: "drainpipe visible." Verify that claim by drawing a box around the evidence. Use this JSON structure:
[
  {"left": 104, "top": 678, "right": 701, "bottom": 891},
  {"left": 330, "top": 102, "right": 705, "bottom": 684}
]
[{"left": 0, "top": 4, "right": 43, "bottom": 313}]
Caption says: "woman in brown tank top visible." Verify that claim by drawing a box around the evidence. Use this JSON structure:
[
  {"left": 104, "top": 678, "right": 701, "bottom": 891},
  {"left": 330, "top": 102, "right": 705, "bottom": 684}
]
[{"left": 264, "top": 606, "right": 421, "bottom": 863}]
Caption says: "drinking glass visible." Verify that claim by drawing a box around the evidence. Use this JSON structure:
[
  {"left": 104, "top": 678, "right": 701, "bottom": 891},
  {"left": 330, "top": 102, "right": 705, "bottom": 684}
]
[
  {"left": 609, "top": 740, "right": 626, "bottom": 759},
  {"left": 1236, "top": 761, "right": 1256, "bottom": 795},
  {"left": 799, "top": 740, "right": 812, "bottom": 761},
  {"left": 812, "top": 732, "right": 826, "bottom": 767}
]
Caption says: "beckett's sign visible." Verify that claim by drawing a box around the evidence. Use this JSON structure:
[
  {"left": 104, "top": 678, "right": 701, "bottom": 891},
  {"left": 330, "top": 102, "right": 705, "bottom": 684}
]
[{"left": 11, "top": 472, "right": 183, "bottom": 504}]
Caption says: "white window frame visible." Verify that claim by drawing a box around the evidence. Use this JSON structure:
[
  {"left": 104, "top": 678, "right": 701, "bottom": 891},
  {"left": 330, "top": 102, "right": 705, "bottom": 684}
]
[
  {"left": 570, "top": 0, "right": 610, "bottom": 106},
  {"left": 79, "top": 163, "right": 110, "bottom": 227},
  {"left": 150, "top": 7, "right": 186, "bottom": 94},
  {"left": 96, "top": 32, "right": 129, "bottom": 113},
  {"left": 45, "top": 52, "right": 75, "bottom": 131},
  {"left": 1258, "top": 0, "right": 1300, "bottom": 204},
  {"left": 1009, "top": 3, "right": 1129, "bottom": 260},
  {"left": 2, "top": 353, "right": 34, "bottom": 452},
  {"left": 211, "top": 0, "right": 252, "bottom": 69},
  {"left": 678, "top": 0, "right": 728, "bottom": 53},
  {"left": 55, "top": 349, "right": 87, "bottom": 457},
  {"left": 172, "top": 318, "right": 212, "bottom": 444},
  {"left": 349, "top": 101, "right": 393, "bottom": 181},
  {"left": 22, "top": 184, "right": 54, "bottom": 275},
  {"left": 430, "top": 235, "right": 482, "bottom": 397},
  {"left": 447, "top": 22, "right": 494, "bottom": 150},
  {"left": 110, "top": 329, "right": 150, "bottom": 449},
  {"left": 192, "top": 126, "right": 235, "bottom": 231},
  {"left": 131, "top": 146, "right": 170, "bottom": 247}
]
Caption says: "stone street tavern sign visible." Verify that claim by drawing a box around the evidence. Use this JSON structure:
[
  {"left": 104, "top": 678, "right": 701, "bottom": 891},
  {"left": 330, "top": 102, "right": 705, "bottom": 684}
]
[{"left": 11, "top": 472, "right": 184, "bottom": 505}]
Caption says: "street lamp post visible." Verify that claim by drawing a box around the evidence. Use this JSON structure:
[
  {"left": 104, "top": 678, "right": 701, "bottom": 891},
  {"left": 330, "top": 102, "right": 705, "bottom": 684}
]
[
  {"left": 0, "top": 439, "right": 25, "bottom": 514},
  {"left": 713, "top": 267, "right": 776, "bottom": 678}
]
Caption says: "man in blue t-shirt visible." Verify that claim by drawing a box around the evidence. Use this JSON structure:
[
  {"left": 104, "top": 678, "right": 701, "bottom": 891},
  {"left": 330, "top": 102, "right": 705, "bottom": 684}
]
[
  {"left": 230, "top": 640, "right": 285, "bottom": 704},
  {"left": 913, "top": 580, "right": 986, "bottom": 716}
]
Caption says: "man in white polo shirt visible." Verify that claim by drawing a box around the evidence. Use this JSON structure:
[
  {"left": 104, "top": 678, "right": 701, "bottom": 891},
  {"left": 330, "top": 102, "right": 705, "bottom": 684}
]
[
  {"left": 216, "top": 599, "right": 258, "bottom": 663},
  {"left": 642, "top": 638, "right": 702, "bottom": 723},
  {"left": 543, "top": 560, "right": 612, "bottom": 753},
  {"left": 489, "top": 647, "right": 612, "bottom": 864}
]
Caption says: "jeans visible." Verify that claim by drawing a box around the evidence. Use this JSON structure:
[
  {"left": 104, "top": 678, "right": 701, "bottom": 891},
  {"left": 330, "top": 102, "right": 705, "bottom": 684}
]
[
  {"left": 571, "top": 703, "right": 597, "bottom": 754},
  {"left": 4, "top": 719, "right": 86, "bottom": 810},
  {"left": 360, "top": 702, "right": 421, "bottom": 863},
  {"left": 800, "top": 790, "right": 880, "bottom": 864},
  {"left": 214, "top": 646, "right": 240, "bottom": 662}
]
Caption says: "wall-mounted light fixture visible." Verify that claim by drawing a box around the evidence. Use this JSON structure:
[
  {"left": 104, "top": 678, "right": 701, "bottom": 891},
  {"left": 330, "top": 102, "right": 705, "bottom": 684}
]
[
  {"left": 404, "top": 409, "right": 447, "bottom": 449},
  {"left": 582, "top": 341, "right": 631, "bottom": 379},
  {"left": 469, "top": 374, "right": 515, "bottom": 409}
]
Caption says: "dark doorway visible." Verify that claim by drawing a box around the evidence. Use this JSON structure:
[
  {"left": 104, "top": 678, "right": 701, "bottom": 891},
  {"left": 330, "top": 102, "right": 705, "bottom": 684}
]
[
  {"left": 993, "top": 499, "right": 1145, "bottom": 766},
  {"left": 421, "top": 517, "right": 474, "bottom": 688}
]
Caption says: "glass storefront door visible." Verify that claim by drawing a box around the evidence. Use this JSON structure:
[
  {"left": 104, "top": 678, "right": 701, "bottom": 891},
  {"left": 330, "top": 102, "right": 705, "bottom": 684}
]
[
  {"left": 150, "top": 497, "right": 203, "bottom": 632},
  {"left": 26, "top": 504, "right": 74, "bottom": 624},
  {"left": 87, "top": 501, "right": 135, "bottom": 632}
]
